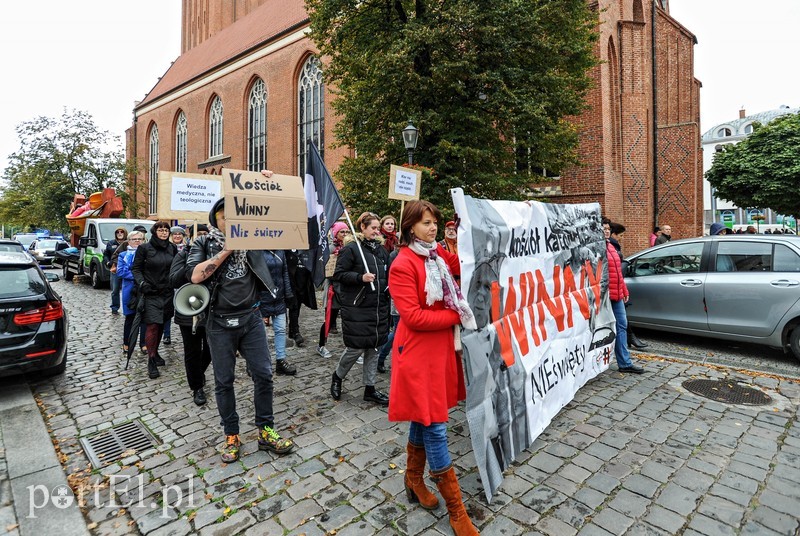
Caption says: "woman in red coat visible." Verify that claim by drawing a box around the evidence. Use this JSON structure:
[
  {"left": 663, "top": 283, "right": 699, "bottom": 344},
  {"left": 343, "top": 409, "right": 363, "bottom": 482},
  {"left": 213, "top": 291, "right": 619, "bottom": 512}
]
[
  {"left": 388, "top": 200, "right": 478, "bottom": 536},
  {"left": 604, "top": 221, "right": 644, "bottom": 374}
]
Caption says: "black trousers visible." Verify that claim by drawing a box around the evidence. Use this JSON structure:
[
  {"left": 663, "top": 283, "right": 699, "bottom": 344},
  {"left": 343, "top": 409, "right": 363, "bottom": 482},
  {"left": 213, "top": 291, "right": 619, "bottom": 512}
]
[
  {"left": 179, "top": 324, "right": 212, "bottom": 391},
  {"left": 287, "top": 297, "right": 301, "bottom": 337}
]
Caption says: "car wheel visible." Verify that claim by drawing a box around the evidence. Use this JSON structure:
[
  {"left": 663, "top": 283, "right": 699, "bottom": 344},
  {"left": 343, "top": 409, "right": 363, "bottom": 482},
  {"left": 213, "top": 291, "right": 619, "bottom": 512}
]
[
  {"left": 63, "top": 264, "right": 74, "bottom": 281},
  {"left": 790, "top": 328, "right": 800, "bottom": 362},
  {"left": 91, "top": 265, "right": 102, "bottom": 289}
]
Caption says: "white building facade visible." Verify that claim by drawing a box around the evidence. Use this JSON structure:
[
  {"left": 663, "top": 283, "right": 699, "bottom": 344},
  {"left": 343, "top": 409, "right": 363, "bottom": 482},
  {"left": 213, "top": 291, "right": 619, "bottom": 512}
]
[{"left": 702, "top": 105, "right": 800, "bottom": 232}]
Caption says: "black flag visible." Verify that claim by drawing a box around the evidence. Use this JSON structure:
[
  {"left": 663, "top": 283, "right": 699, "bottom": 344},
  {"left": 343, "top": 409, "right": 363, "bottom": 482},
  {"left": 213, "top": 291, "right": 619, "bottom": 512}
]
[{"left": 304, "top": 141, "right": 345, "bottom": 287}]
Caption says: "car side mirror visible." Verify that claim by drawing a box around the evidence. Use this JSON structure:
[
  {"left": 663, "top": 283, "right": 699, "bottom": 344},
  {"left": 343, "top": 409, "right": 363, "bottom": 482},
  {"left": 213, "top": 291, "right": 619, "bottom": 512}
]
[
  {"left": 45, "top": 273, "right": 60, "bottom": 282},
  {"left": 79, "top": 236, "right": 98, "bottom": 248}
]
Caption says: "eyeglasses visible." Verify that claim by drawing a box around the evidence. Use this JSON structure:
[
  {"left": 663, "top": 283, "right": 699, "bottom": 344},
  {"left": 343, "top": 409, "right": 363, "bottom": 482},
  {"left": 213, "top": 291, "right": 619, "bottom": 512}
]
[
  {"left": 129, "top": 238, "right": 143, "bottom": 242},
  {"left": 155, "top": 228, "right": 170, "bottom": 232},
  {"left": 116, "top": 231, "right": 125, "bottom": 234}
]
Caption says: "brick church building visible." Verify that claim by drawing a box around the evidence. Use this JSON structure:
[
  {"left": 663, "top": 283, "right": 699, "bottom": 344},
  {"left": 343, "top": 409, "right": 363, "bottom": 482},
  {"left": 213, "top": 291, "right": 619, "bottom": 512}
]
[{"left": 127, "top": 0, "right": 701, "bottom": 250}]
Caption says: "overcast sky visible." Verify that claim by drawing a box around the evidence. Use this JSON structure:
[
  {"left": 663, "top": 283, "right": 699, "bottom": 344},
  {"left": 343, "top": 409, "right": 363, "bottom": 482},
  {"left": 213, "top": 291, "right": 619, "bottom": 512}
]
[
  {"left": 0, "top": 1, "right": 181, "bottom": 172},
  {"left": 0, "top": 1, "right": 798, "bottom": 173},
  {"left": 669, "top": 0, "right": 800, "bottom": 132}
]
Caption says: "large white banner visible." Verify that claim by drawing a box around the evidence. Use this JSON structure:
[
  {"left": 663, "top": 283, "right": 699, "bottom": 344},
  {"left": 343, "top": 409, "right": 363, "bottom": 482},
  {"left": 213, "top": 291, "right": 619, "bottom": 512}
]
[{"left": 451, "top": 189, "right": 614, "bottom": 502}]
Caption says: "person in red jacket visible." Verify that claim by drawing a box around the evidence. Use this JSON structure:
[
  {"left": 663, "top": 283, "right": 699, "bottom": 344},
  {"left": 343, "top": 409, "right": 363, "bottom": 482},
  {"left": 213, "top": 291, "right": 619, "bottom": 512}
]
[
  {"left": 604, "top": 221, "right": 644, "bottom": 374},
  {"left": 388, "top": 200, "right": 479, "bottom": 536}
]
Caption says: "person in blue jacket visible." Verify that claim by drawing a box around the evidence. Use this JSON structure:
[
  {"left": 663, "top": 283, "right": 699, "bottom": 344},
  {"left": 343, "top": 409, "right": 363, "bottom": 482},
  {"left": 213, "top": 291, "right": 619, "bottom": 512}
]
[{"left": 116, "top": 231, "right": 145, "bottom": 353}]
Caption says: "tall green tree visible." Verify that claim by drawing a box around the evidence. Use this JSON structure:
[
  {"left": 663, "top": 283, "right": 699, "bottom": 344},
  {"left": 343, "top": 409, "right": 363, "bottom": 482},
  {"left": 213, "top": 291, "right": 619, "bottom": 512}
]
[
  {"left": 306, "top": 0, "right": 598, "bottom": 218},
  {"left": 0, "top": 109, "right": 129, "bottom": 231},
  {"left": 706, "top": 112, "right": 800, "bottom": 222}
]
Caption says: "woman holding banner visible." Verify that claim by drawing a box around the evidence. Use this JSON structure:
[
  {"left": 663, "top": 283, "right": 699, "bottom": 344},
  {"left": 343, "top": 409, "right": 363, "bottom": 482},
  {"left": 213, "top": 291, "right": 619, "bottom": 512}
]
[
  {"left": 329, "top": 212, "right": 391, "bottom": 406},
  {"left": 388, "top": 200, "right": 479, "bottom": 536}
]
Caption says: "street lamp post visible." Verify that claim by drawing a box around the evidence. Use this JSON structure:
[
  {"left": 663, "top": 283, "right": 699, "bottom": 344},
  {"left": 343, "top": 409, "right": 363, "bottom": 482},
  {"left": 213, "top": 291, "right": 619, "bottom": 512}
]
[{"left": 402, "top": 120, "right": 419, "bottom": 165}]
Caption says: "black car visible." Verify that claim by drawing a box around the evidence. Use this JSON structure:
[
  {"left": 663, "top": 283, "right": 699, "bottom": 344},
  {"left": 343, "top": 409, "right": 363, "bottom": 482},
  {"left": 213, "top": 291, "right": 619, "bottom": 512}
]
[
  {"left": 0, "top": 251, "right": 68, "bottom": 377},
  {"left": 0, "top": 239, "right": 28, "bottom": 254}
]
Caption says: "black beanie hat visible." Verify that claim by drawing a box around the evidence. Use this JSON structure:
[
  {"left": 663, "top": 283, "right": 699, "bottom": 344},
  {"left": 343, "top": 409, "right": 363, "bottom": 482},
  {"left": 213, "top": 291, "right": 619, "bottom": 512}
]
[{"left": 209, "top": 198, "right": 225, "bottom": 228}]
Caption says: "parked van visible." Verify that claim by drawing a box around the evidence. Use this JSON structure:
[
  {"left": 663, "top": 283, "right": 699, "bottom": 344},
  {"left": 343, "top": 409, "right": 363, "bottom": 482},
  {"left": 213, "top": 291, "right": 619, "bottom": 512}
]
[{"left": 54, "top": 218, "right": 153, "bottom": 288}]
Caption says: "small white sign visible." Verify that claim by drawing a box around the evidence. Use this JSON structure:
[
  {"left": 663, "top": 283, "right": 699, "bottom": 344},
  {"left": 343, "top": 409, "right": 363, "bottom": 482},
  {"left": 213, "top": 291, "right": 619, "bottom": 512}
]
[
  {"left": 388, "top": 165, "right": 422, "bottom": 201},
  {"left": 395, "top": 169, "right": 417, "bottom": 196},
  {"left": 170, "top": 177, "right": 221, "bottom": 212}
]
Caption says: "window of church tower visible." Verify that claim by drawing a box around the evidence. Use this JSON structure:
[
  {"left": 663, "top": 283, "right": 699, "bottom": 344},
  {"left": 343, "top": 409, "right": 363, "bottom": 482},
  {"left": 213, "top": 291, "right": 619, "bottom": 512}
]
[
  {"left": 298, "top": 57, "right": 324, "bottom": 176},
  {"left": 176, "top": 112, "right": 187, "bottom": 172},
  {"left": 248, "top": 79, "right": 267, "bottom": 171},
  {"left": 209, "top": 96, "right": 224, "bottom": 157},
  {"left": 148, "top": 124, "right": 159, "bottom": 214}
]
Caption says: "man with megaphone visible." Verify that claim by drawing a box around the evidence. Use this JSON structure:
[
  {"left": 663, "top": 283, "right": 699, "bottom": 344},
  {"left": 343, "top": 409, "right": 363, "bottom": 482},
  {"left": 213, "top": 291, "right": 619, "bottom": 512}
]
[
  {"left": 187, "top": 186, "right": 295, "bottom": 464},
  {"left": 170, "top": 224, "right": 212, "bottom": 407}
]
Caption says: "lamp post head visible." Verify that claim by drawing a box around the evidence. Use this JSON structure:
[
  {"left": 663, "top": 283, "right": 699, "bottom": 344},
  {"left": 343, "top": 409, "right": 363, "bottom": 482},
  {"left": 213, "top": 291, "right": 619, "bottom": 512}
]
[{"left": 402, "top": 120, "right": 419, "bottom": 151}]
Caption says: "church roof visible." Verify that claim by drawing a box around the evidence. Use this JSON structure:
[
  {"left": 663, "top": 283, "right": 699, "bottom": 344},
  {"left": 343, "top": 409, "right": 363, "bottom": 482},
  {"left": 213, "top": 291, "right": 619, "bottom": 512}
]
[
  {"left": 701, "top": 105, "right": 800, "bottom": 141},
  {"left": 136, "top": 0, "right": 308, "bottom": 109}
]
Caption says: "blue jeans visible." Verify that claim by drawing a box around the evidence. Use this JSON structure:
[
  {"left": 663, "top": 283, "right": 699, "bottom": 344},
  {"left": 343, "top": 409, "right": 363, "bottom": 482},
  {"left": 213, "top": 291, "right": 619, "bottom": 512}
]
[
  {"left": 207, "top": 310, "right": 274, "bottom": 435},
  {"left": 611, "top": 299, "right": 634, "bottom": 368},
  {"left": 110, "top": 272, "right": 121, "bottom": 312},
  {"left": 269, "top": 313, "right": 287, "bottom": 361},
  {"left": 409, "top": 422, "right": 451, "bottom": 472}
]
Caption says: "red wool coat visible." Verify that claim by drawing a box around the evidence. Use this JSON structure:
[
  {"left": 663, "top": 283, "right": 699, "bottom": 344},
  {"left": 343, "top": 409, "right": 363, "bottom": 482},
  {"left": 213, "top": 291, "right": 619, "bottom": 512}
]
[
  {"left": 606, "top": 240, "right": 629, "bottom": 301},
  {"left": 388, "top": 245, "right": 466, "bottom": 426}
]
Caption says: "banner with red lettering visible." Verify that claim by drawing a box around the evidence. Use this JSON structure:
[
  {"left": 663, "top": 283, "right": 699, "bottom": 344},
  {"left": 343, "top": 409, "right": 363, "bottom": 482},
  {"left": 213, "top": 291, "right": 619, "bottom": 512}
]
[{"left": 451, "top": 189, "right": 614, "bottom": 502}]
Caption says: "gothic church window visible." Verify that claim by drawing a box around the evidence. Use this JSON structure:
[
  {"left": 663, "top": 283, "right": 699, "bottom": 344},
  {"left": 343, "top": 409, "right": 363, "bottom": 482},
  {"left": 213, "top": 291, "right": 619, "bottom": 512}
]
[
  {"left": 248, "top": 79, "right": 267, "bottom": 171},
  {"left": 148, "top": 124, "right": 159, "bottom": 214},
  {"left": 209, "top": 96, "right": 224, "bottom": 157},
  {"left": 175, "top": 111, "right": 187, "bottom": 172},
  {"left": 298, "top": 56, "right": 324, "bottom": 176}
]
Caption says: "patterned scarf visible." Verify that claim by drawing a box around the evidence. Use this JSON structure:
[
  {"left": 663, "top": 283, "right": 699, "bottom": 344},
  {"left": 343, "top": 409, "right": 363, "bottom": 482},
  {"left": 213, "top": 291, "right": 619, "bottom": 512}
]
[
  {"left": 208, "top": 225, "right": 247, "bottom": 277},
  {"left": 408, "top": 239, "right": 476, "bottom": 330}
]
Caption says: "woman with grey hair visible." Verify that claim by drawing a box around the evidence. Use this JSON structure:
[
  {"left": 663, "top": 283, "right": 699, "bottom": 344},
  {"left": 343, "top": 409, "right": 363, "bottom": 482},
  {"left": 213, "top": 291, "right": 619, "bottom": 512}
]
[{"left": 117, "top": 230, "right": 145, "bottom": 353}]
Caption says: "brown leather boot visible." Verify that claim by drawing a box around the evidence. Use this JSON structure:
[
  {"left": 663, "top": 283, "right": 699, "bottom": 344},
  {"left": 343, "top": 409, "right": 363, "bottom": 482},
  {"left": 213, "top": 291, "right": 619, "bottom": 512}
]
[
  {"left": 431, "top": 466, "right": 479, "bottom": 535},
  {"left": 404, "top": 443, "right": 439, "bottom": 510}
]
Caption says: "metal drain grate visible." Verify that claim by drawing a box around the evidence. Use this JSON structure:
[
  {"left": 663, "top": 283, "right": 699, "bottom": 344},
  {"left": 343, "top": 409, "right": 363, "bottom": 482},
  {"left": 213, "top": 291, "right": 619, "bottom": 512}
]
[
  {"left": 682, "top": 379, "right": 772, "bottom": 406},
  {"left": 80, "top": 420, "right": 159, "bottom": 468}
]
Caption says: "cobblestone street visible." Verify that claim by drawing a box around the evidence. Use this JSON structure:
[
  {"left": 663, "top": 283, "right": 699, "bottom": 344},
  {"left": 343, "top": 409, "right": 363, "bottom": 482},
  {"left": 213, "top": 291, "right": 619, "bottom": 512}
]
[{"left": 6, "top": 276, "right": 800, "bottom": 535}]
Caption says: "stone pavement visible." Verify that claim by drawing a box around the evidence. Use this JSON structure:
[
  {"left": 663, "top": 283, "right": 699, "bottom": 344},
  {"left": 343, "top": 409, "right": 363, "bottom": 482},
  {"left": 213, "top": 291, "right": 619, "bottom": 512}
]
[{"left": 10, "top": 277, "right": 800, "bottom": 535}]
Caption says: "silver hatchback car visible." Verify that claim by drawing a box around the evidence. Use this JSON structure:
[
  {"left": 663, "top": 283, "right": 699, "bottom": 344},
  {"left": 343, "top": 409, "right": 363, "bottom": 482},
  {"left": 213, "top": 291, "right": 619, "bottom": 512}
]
[{"left": 623, "top": 234, "right": 800, "bottom": 361}]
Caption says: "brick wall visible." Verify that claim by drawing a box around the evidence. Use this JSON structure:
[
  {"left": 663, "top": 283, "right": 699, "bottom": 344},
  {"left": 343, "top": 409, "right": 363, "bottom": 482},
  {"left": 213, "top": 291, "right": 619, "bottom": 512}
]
[
  {"left": 556, "top": 0, "right": 701, "bottom": 253},
  {"left": 129, "top": 36, "right": 350, "bottom": 216}
]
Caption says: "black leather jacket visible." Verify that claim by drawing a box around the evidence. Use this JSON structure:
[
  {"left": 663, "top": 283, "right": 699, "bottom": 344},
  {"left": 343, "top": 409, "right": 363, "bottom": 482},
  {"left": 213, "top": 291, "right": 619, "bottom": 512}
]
[{"left": 185, "top": 236, "right": 278, "bottom": 307}]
